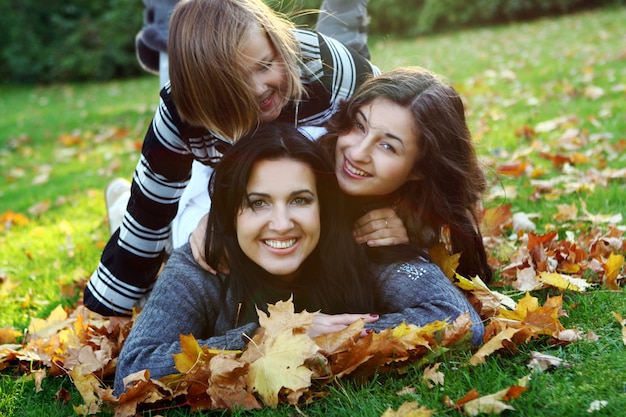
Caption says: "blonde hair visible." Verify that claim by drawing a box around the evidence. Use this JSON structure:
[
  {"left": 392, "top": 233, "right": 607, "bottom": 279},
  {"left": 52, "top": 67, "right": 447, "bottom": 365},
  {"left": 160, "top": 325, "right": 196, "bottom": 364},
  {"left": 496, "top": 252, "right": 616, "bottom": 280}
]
[{"left": 168, "top": 0, "right": 304, "bottom": 141}]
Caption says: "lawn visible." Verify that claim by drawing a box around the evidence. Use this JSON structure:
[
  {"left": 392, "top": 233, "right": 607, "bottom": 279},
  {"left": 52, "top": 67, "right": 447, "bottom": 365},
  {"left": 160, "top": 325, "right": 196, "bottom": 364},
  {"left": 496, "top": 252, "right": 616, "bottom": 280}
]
[{"left": 1, "top": 5, "right": 625, "bottom": 417}]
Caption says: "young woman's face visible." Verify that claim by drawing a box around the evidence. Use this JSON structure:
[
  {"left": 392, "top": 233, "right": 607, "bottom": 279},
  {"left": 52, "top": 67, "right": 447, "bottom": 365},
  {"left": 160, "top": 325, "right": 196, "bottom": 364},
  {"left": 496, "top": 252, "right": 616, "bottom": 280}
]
[
  {"left": 241, "top": 27, "right": 290, "bottom": 123},
  {"left": 236, "top": 158, "right": 321, "bottom": 281},
  {"left": 335, "top": 98, "right": 420, "bottom": 197}
]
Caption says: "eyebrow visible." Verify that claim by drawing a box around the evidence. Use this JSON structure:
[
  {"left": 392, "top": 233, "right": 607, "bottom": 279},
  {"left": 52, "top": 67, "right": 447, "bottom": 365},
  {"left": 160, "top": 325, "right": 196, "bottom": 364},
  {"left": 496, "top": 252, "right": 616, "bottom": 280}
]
[
  {"left": 258, "top": 52, "right": 275, "bottom": 65},
  {"left": 247, "top": 189, "right": 315, "bottom": 198},
  {"left": 357, "top": 109, "right": 406, "bottom": 147}
]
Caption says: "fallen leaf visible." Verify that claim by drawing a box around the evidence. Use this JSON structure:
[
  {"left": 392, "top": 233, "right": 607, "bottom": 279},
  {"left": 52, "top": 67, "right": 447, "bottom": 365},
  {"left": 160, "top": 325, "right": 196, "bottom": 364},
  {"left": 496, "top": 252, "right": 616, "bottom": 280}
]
[
  {"left": 527, "top": 351, "right": 570, "bottom": 372},
  {"left": 537, "top": 271, "right": 591, "bottom": 292},
  {"left": 245, "top": 330, "right": 319, "bottom": 407},
  {"left": 470, "top": 327, "right": 520, "bottom": 366},
  {"left": 381, "top": 401, "right": 435, "bottom": 417},
  {"left": 604, "top": 253, "right": 624, "bottom": 290},
  {"left": 422, "top": 363, "right": 444, "bottom": 388}
]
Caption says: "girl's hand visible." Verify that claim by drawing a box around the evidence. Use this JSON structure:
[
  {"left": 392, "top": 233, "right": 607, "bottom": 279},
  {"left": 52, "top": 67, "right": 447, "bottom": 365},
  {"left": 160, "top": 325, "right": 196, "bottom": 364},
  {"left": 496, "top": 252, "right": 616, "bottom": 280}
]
[
  {"left": 353, "top": 207, "right": 409, "bottom": 247},
  {"left": 189, "top": 213, "right": 230, "bottom": 275},
  {"left": 189, "top": 213, "right": 217, "bottom": 274},
  {"left": 308, "top": 313, "right": 378, "bottom": 338}
]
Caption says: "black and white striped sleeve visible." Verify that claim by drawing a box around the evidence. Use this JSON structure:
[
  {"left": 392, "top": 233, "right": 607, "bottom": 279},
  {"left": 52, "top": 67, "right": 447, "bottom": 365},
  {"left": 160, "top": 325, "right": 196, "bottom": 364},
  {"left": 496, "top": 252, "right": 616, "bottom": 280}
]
[
  {"left": 84, "top": 84, "right": 195, "bottom": 316},
  {"left": 293, "top": 28, "right": 380, "bottom": 127}
]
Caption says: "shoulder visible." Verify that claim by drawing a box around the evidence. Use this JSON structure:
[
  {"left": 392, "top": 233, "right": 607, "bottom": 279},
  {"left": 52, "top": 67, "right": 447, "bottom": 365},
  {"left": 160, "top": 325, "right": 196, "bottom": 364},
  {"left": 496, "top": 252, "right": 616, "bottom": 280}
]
[
  {"left": 374, "top": 258, "right": 445, "bottom": 282},
  {"left": 372, "top": 258, "right": 461, "bottom": 299},
  {"left": 154, "top": 243, "right": 226, "bottom": 296}
]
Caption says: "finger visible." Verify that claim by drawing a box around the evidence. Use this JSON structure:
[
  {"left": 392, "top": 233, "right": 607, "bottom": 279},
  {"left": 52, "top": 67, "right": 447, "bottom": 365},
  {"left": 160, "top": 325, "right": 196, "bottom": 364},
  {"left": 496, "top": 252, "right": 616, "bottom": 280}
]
[
  {"left": 313, "top": 313, "right": 376, "bottom": 326},
  {"left": 354, "top": 219, "right": 389, "bottom": 241},
  {"left": 359, "top": 226, "right": 408, "bottom": 242},
  {"left": 366, "top": 236, "right": 410, "bottom": 247},
  {"left": 355, "top": 207, "right": 396, "bottom": 226}
]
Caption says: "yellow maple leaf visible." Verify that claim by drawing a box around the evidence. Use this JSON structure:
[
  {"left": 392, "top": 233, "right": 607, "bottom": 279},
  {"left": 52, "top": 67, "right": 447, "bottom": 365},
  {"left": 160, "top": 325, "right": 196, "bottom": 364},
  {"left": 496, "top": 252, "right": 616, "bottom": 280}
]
[
  {"left": 27, "top": 304, "right": 74, "bottom": 339},
  {"left": 537, "top": 272, "right": 591, "bottom": 292},
  {"left": 392, "top": 320, "right": 448, "bottom": 349},
  {"left": 173, "top": 333, "right": 210, "bottom": 373},
  {"left": 0, "top": 327, "right": 22, "bottom": 344},
  {"left": 604, "top": 253, "right": 624, "bottom": 290},
  {"left": 256, "top": 296, "right": 317, "bottom": 339},
  {"left": 69, "top": 365, "right": 104, "bottom": 416},
  {"left": 428, "top": 243, "right": 460, "bottom": 280},
  {"left": 470, "top": 327, "right": 520, "bottom": 366},
  {"left": 245, "top": 330, "right": 319, "bottom": 407},
  {"left": 497, "top": 292, "right": 538, "bottom": 322}
]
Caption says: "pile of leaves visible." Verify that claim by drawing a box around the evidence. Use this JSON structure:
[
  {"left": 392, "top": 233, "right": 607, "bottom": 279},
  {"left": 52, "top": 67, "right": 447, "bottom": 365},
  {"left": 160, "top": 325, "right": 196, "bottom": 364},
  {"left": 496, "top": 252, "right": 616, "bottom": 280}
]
[{"left": 4, "top": 265, "right": 623, "bottom": 416}]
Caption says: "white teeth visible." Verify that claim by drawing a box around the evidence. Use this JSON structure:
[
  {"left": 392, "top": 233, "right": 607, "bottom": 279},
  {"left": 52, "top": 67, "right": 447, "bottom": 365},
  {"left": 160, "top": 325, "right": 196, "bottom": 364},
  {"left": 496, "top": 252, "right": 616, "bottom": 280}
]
[
  {"left": 346, "top": 160, "right": 369, "bottom": 177},
  {"left": 264, "top": 239, "right": 296, "bottom": 249}
]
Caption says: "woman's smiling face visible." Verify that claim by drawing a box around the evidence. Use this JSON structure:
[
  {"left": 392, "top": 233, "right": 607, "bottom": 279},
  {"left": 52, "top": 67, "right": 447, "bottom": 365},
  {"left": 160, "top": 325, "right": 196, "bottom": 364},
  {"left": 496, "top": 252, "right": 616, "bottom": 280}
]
[
  {"left": 236, "top": 158, "right": 320, "bottom": 282},
  {"left": 335, "top": 98, "right": 420, "bottom": 197}
]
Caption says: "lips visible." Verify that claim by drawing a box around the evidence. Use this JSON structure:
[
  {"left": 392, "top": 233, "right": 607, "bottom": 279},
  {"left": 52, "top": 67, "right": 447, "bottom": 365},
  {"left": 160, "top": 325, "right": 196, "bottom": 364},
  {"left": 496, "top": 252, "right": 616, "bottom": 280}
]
[
  {"left": 343, "top": 158, "right": 371, "bottom": 178},
  {"left": 259, "top": 92, "right": 274, "bottom": 111}
]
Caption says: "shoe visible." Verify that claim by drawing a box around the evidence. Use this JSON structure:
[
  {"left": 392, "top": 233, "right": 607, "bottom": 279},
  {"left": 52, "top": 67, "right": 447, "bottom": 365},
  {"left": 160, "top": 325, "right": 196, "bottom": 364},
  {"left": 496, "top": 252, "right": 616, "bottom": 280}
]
[{"left": 105, "top": 178, "right": 131, "bottom": 235}]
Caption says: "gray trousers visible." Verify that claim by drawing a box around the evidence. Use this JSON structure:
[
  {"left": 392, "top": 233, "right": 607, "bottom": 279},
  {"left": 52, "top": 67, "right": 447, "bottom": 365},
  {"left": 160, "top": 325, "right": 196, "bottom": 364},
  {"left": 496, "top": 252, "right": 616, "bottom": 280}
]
[
  {"left": 140, "top": 1, "right": 371, "bottom": 86},
  {"left": 316, "top": 0, "right": 370, "bottom": 59}
]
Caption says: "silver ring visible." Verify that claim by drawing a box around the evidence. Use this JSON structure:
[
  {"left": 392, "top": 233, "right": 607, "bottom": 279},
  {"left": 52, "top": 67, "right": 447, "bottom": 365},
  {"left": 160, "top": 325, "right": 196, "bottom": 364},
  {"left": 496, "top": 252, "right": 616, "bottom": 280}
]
[{"left": 384, "top": 218, "right": 388, "bottom": 228}]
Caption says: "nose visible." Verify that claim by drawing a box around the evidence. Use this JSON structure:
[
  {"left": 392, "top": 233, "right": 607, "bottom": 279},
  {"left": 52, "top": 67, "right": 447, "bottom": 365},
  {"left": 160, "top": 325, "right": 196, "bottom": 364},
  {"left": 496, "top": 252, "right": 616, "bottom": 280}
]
[
  {"left": 251, "top": 73, "right": 268, "bottom": 97},
  {"left": 268, "top": 204, "right": 294, "bottom": 233},
  {"left": 347, "top": 135, "right": 373, "bottom": 163}
]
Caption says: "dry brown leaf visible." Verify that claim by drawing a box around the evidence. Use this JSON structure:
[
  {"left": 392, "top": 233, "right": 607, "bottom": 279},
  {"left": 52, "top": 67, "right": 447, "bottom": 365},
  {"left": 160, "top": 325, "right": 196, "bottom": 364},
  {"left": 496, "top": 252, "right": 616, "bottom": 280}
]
[
  {"left": 313, "top": 318, "right": 363, "bottom": 356},
  {"left": 116, "top": 369, "right": 173, "bottom": 417},
  {"left": 207, "top": 354, "right": 260, "bottom": 410},
  {"left": 422, "top": 363, "right": 444, "bottom": 388},
  {"left": 470, "top": 327, "right": 520, "bottom": 366},
  {"left": 461, "top": 387, "right": 517, "bottom": 416},
  {"left": 527, "top": 351, "right": 570, "bottom": 372},
  {"left": 381, "top": 401, "right": 435, "bottom": 417}
]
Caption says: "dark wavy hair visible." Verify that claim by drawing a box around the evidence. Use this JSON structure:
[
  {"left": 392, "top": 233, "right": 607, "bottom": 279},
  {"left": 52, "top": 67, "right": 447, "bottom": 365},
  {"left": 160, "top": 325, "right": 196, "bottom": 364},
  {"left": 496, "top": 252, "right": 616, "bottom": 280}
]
[
  {"left": 319, "top": 67, "right": 492, "bottom": 283},
  {"left": 205, "top": 123, "right": 374, "bottom": 323}
]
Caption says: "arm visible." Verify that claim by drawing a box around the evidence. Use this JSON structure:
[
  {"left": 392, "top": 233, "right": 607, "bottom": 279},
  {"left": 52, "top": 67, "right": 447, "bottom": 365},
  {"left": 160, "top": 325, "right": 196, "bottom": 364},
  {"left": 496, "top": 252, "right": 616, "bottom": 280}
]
[
  {"left": 367, "top": 260, "right": 485, "bottom": 346},
  {"left": 114, "top": 244, "right": 257, "bottom": 395},
  {"left": 291, "top": 28, "right": 379, "bottom": 128},
  {"left": 84, "top": 85, "right": 195, "bottom": 316}
]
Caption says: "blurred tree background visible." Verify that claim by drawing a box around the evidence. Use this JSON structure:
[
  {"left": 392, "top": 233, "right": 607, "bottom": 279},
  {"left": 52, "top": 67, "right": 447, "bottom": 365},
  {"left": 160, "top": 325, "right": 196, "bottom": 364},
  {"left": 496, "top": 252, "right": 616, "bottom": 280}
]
[{"left": 0, "top": 0, "right": 622, "bottom": 84}]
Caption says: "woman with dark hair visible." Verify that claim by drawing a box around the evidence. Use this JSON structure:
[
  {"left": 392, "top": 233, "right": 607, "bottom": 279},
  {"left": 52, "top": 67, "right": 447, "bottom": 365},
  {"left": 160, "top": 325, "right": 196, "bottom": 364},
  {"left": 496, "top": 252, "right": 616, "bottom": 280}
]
[
  {"left": 115, "top": 122, "right": 484, "bottom": 395},
  {"left": 319, "top": 66, "right": 493, "bottom": 283}
]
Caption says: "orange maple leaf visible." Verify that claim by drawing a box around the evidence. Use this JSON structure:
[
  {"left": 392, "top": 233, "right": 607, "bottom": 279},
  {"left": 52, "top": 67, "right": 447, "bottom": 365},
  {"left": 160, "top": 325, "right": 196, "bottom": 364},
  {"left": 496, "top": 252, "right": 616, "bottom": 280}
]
[{"left": 480, "top": 205, "right": 512, "bottom": 238}]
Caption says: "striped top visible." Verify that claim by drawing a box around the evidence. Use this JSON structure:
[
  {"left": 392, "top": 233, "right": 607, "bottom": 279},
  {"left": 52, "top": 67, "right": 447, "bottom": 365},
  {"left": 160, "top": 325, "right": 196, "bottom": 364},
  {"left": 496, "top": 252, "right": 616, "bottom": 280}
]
[{"left": 84, "top": 28, "right": 380, "bottom": 316}]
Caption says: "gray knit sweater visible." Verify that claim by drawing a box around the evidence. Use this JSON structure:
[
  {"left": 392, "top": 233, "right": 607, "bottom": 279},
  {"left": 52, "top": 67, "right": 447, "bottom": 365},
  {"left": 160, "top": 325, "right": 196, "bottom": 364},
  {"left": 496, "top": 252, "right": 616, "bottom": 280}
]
[{"left": 114, "top": 243, "right": 483, "bottom": 394}]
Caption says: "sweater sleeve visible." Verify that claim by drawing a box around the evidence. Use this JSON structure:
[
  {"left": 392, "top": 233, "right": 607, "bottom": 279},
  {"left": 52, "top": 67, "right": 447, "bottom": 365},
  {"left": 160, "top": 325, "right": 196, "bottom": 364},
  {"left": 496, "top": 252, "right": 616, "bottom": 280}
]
[
  {"left": 367, "top": 261, "right": 485, "bottom": 346},
  {"left": 84, "top": 84, "right": 196, "bottom": 316},
  {"left": 113, "top": 244, "right": 258, "bottom": 395}
]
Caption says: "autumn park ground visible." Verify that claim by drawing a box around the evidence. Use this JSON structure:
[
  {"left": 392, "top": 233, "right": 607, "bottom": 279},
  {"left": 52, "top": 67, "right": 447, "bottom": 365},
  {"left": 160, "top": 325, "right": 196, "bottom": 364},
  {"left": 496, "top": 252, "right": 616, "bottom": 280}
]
[{"left": 1, "top": 5, "right": 626, "bottom": 417}]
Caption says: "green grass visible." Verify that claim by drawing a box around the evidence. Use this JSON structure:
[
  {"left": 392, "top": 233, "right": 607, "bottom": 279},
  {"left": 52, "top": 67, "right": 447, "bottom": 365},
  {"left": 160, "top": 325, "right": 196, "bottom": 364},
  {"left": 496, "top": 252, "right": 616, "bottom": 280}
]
[{"left": 2, "top": 5, "right": 626, "bottom": 417}]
